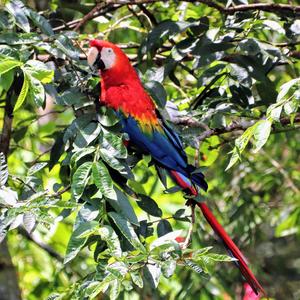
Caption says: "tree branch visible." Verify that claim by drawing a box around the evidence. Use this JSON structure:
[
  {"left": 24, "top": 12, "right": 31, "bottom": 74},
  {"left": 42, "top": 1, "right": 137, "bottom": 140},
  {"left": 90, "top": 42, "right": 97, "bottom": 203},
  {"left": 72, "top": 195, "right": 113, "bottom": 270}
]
[
  {"left": 107, "top": 0, "right": 300, "bottom": 16},
  {"left": 0, "top": 76, "right": 23, "bottom": 300},
  {"left": 261, "top": 150, "right": 300, "bottom": 194},
  {"left": 74, "top": 2, "right": 107, "bottom": 31},
  {"left": 55, "top": 0, "right": 299, "bottom": 33},
  {"left": 18, "top": 228, "right": 64, "bottom": 263},
  {"left": 174, "top": 113, "right": 300, "bottom": 141}
]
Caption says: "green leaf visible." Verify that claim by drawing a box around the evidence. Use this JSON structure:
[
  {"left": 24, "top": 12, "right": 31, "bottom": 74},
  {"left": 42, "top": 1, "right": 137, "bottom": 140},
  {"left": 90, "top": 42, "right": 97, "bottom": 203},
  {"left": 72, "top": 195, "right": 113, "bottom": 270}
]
[
  {"left": 14, "top": 73, "right": 29, "bottom": 111},
  {"left": 92, "top": 161, "right": 115, "bottom": 198},
  {"left": 0, "top": 59, "right": 22, "bottom": 76},
  {"left": 84, "top": 275, "right": 114, "bottom": 298},
  {"left": 130, "top": 271, "right": 143, "bottom": 288},
  {"left": 97, "top": 107, "right": 119, "bottom": 127},
  {"left": 108, "top": 212, "right": 145, "bottom": 251},
  {"left": 0, "top": 33, "right": 40, "bottom": 45},
  {"left": 107, "top": 262, "right": 128, "bottom": 280},
  {"left": 267, "top": 103, "right": 283, "bottom": 121},
  {"left": 64, "top": 221, "right": 98, "bottom": 264},
  {"left": 74, "top": 122, "right": 101, "bottom": 149},
  {"left": 173, "top": 208, "right": 189, "bottom": 221},
  {"left": 140, "top": 20, "right": 194, "bottom": 56},
  {"left": 197, "top": 63, "right": 226, "bottom": 87},
  {"left": 49, "top": 131, "right": 65, "bottom": 170},
  {"left": 238, "top": 38, "right": 260, "bottom": 55},
  {"left": 0, "top": 69, "right": 15, "bottom": 92},
  {"left": 161, "top": 260, "right": 176, "bottom": 278},
  {"left": 204, "top": 253, "right": 235, "bottom": 262},
  {"left": 77, "top": 202, "right": 100, "bottom": 224},
  {"left": 23, "top": 212, "right": 36, "bottom": 234},
  {"left": 24, "top": 60, "right": 54, "bottom": 83},
  {"left": 98, "top": 225, "right": 122, "bottom": 257},
  {"left": 275, "top": 207, "right": 300, "bottom": 237},
  {"left": 63, "top": 114, "right": 94, "bottom": 143},
  {"left": 6, "top": 0, "right": 30, "bottom": 33},
  {"left": 226, "top": 124, "right": 255, "bottom": 170},
  {"left": 0, "top": 186, "right": 18, "bottom": 206},
  {"left": 143, "top": 263, "right": 161, "bottom": 288},
  {"left": 27, "top": 74, "right": 45, "bottom": 107},
  {"left": 56, "top": 90, "right": 86, "bottom": 106},
  {"left": 71, "top": 162, "right": 93, "bottom": 201},
  {"left": 70, "top": 147, "right": 95, "bottom": 168},
  {"left": 106, "top": 187, "right": 139, "bottom": 225},
  {"left": 157, "top": 219, "right": 173, "bottom": 237},
  {"left": 100, "top": 130, "right": 127, "bottom": 159},
  {"left": 109, "top": 279, "right": 122, "bottom": 300},
  {"left": 277, "top": 78, "right": 300, "bottom": 102},
  {"left": 284, "top": 100, "right": 299, "bottom": 116},
  {"left": 28, "top": 10, "right": 54, "bottom": 36},
  {"left": 144, "top": 81, "right": 167, "bottom": 108},
  {"left": 54, "top": 35, "right": 80, "bottom": 60},
  {"left": 252, "top": 119, "right": 272, "bottom": 153},
  {"left": 136, "top": 194, "right": 162, "bottom": 217},
  {"left": 263, "top": 20, "right": 285, "bottom": 34},
  {"left": 100, "top": 149, "right": 130, "bottom": 176},
  {"left": 0, "top": 152, "right": 8, "bottom": 187}
]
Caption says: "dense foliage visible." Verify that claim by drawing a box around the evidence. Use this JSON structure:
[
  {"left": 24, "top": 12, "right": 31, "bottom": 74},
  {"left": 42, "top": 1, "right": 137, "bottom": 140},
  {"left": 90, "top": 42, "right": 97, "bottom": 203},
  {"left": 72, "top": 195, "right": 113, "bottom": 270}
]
[{"left": 0, "top": 0, "right": 299, "bottom": 299}]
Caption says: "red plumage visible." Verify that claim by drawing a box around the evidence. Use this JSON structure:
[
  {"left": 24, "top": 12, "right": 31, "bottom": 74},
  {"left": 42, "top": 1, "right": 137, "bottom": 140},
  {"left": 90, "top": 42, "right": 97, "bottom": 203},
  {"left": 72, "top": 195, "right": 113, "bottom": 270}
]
[{"left": 89, "top": 39, "right": 265, "bottom": 296}]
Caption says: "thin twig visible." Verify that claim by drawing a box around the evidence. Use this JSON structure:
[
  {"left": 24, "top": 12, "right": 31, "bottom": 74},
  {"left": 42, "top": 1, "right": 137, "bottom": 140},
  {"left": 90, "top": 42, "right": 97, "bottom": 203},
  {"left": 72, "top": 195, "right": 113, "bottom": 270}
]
[
  {"left": 74, "top": 2, "right": 107, "bottom": 31},
  {"left": 49, "top": 185, "right": 71, "bottom": 198},
  {"left": 261, "top": 149, "right": 300, "bottom": 194},
  {"left": 182, "top": 113, "right": 300, "bottom": 142},
  {"left": 108, "top": 0, "right": 300, "bottom": 16},
  {"left": 18, "top": 228, "right": 64, "bottom": 262},
  {"left": 55, "top": 0, "right": 300, "bottom": 33},
  {"left": 182, "top": 205, "right": 195, "bottom": 249}
]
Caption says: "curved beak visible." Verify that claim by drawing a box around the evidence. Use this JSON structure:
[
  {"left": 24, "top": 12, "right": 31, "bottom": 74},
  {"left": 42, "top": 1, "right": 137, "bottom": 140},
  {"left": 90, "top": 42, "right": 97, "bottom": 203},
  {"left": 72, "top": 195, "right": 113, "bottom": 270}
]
[{"left": 87, "top": 46, "right": 105, "bottom": 71}]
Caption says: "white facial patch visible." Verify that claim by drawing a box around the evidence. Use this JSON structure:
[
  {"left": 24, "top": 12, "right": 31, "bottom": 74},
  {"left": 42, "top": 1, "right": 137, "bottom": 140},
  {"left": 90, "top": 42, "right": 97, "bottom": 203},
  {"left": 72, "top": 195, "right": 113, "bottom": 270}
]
[
  {"left": 87, "top": 46, "right": 99, "bottom": 67},
  {"left": 100, "top": 47, "right": 116, "bottom": 70}
]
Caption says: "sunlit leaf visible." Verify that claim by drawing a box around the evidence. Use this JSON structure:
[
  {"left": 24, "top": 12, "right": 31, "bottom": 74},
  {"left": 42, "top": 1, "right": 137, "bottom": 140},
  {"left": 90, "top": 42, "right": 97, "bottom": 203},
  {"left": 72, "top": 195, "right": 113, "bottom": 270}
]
[
  {"left": 108, "top": 212, "right": 145, "bottom": 251},
  {"left": 64, "top": 221, "right": 98, "bottom": 264},
  {"left": 14, "top": 73, "right": 29, "bottom": 111},
  {"left": 71, "top": 162, "right": 92, "bottom": 201},
  {"left": 0, "top": 59, "right": 22, "bottom": 76},
  {"left": 23, "top": 212, "right": 36, "bottom": 234},
  {"left": 92, "top": 161, "right": 115, "bottom": 198},
  {"left": 252, "top": 119, "right": 272, "bottom": 153},
  {"left": 6, "top": 0, "right": 30, "bottom": 33},
  {"left": 28, "top": 10, "right": 54, "bottom": 36}
]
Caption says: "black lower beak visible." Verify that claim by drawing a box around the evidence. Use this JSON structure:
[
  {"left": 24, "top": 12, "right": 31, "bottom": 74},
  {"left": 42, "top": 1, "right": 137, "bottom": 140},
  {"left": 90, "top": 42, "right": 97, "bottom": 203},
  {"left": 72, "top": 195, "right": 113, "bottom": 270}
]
[{"left": 94, "top": 53, "right": 105, "bottom": 70}]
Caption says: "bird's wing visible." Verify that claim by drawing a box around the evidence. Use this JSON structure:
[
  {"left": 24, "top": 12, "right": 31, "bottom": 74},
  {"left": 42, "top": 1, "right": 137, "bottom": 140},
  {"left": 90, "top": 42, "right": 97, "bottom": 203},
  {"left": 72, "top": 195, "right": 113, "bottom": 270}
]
[{"left": 120, "top": 114, "right": 188, "bottom": 174}]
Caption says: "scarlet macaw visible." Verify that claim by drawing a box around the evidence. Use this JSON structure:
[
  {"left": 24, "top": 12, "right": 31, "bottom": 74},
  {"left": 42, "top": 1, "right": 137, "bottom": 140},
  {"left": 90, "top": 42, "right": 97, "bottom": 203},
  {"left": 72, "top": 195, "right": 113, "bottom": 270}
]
[{"left": 87, "top": 40, "right": 265, "bottom": 295}]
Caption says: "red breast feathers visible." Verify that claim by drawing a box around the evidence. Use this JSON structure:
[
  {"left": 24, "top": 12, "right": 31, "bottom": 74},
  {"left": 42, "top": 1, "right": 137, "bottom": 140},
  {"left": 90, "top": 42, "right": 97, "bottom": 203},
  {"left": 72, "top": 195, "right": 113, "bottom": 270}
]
[{"left": 90, "top": 40, "right": 159, "bottom": 129}]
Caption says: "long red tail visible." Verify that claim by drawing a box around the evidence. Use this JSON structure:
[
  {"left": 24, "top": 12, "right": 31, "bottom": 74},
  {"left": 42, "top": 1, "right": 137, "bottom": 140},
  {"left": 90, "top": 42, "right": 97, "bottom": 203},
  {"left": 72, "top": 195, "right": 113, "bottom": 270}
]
[
  {"left": 169, "top": 170, "right": 265, "bottom": 295},
  {"left": 197, "top": 202, "right": 265, "bottom": 296}
]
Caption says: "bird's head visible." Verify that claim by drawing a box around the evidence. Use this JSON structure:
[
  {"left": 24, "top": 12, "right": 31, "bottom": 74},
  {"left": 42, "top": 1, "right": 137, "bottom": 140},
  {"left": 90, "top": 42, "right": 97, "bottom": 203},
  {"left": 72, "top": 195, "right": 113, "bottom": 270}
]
[{"left": 87, "top": 40, "right": 133, "bottom": 78}]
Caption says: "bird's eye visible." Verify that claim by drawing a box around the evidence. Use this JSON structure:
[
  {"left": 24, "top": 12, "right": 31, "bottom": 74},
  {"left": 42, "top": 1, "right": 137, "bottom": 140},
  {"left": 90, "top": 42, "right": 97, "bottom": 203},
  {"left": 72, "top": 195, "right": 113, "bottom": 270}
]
[{"left": 108, "top": 49, "right": 112, "bottom": 53}]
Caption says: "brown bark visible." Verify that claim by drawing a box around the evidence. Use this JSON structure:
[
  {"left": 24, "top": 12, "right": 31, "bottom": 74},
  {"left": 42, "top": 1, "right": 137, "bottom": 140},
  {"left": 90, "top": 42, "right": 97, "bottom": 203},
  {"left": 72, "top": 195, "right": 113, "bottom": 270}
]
[
  {"left": 0, "top": 240, "right": 22, "bottom": 300},
  {"left": 0, "top": 79, "right": 22, "bottom": 300}
]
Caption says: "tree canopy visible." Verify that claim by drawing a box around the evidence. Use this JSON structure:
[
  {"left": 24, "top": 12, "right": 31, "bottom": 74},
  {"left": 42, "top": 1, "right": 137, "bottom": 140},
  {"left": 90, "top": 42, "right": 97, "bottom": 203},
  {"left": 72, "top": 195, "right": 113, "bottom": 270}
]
[{"left": 0, "top": 0, "right": 299, "bottom": 299}]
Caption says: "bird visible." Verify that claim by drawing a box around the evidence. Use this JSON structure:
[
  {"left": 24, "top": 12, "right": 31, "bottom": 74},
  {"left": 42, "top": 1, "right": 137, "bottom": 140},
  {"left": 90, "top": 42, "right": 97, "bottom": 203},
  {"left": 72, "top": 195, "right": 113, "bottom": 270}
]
[{"left": 87, "top": 39, "right": 265, "bottom": 295}]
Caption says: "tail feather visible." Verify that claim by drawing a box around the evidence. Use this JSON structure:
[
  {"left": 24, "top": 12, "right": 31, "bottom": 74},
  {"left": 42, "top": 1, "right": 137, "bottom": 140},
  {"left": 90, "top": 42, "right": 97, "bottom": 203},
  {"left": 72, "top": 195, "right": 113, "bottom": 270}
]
[
  {"left": 198, "top": 202, "right": 266, "bottom": 296},
  {"left": 169, "top": 170, "right": 265, "bottom": 296},
  {"left": 191, "top": 170, "right": 208, "bottom": 191}
]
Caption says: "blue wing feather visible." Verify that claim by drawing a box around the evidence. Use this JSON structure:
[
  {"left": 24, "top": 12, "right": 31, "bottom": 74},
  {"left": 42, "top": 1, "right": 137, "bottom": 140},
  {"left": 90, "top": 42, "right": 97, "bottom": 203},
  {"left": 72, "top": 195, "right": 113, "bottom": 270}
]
[
  {"left": 120, "top": 116, "right": 187, "bottom": 173},
  {"left": 119, "top": 114, "right": 207, "bottom": 192}
]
